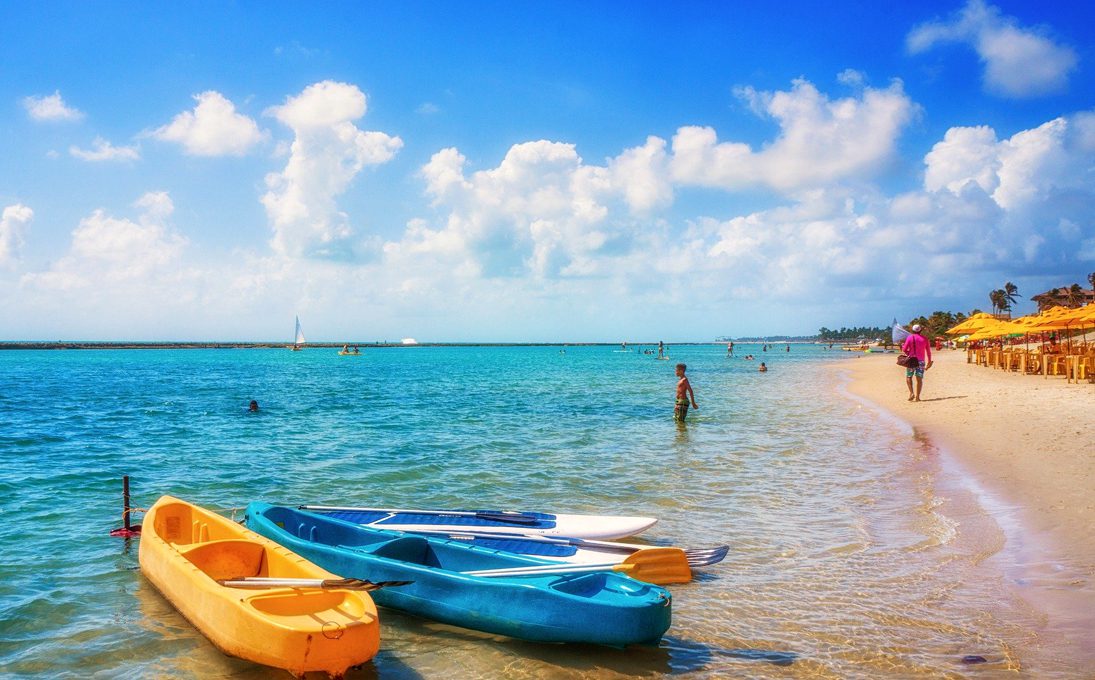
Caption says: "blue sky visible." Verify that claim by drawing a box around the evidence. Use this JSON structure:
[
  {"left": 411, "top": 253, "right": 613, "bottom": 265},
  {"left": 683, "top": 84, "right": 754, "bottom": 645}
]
[{"left": 2, "top": 1, "right": 1093, "bottom": 341}]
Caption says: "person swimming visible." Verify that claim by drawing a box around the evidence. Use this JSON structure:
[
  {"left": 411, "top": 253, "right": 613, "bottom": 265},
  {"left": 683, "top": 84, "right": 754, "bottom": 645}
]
[{"left": 248, "top": 400, "right": 259, "bottom": 412}]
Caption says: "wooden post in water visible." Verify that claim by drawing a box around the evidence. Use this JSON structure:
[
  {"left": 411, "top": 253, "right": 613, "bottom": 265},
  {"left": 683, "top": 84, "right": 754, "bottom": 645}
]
[
  {"left": 110, "top": 475, "right": 142, "bottom": 537},
  {"left": 122, "top": 475, "right": 133, "bottom": 532}
]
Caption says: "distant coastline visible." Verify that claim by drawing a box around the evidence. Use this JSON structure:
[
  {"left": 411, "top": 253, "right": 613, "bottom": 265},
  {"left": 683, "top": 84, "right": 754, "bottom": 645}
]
[{"left": 0, "top": 341, "right": 742, "bottom": 350}]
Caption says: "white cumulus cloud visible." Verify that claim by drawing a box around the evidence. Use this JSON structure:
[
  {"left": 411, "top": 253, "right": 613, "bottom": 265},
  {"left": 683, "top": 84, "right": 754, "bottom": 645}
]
[
  {"left": 23, "top": 192, "right": 186, "bottom": 291},
  {"left": 924, "top": 112, "right": 1095, "bottom": 217},
  {"left": 671, "top": 78, "right": 915, "bottom": 193},
  {"left": 261, "top": 81, "right": 403, "bottom": 258},
  {"left": 1, "top": 204, "right": 34, "bottom": 266},
  {"left": 152, "top": 91, "right": 265, "bottom": 156},
  {"left": 406, "top": 140, "right": 620, "bottom": 279},
  {"left": 69, "top": 137, "right": 140, "bottom": 162},
  {"left": 907, "top": 0, "right": 1077, "bottom": 98},
  {"left": 923, "top": 126, "right": 1001, "bottom": 194},
  {"left": 22, "top": 91, "right": 84, "bottom": 122}
]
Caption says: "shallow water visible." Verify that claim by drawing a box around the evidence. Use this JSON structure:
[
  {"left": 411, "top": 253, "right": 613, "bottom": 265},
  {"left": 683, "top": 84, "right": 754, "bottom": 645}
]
[{"left": 0, "top": 345, "right": 1078, "bottom": 677}]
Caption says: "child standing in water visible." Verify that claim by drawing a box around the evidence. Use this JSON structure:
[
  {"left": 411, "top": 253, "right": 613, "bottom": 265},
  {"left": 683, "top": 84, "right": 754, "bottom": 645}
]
[{"left": 674, "top": 363, "right": 698, "bottom": 422}]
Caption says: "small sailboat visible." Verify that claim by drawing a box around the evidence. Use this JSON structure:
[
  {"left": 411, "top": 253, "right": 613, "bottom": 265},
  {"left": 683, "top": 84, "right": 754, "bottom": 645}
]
[{"left": 289, "top": 316, "right": 305, "bottom": 351}]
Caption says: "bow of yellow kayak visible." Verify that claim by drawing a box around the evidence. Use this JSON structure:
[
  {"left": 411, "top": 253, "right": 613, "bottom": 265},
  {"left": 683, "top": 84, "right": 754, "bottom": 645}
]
[{"left": 139, "top": 495, "right": 380, "bottom": 677}]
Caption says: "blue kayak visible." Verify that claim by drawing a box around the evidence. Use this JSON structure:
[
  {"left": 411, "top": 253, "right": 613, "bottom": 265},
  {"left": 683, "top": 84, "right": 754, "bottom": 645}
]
[{"left": 245, "top": 503, "right": 672, "bottom": 646}]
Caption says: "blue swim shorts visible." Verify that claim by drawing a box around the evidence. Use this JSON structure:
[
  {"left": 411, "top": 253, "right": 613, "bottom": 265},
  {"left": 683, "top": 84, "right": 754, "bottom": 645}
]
[{"left": 905, "top": 364, "right": 924, "bottom": 378}]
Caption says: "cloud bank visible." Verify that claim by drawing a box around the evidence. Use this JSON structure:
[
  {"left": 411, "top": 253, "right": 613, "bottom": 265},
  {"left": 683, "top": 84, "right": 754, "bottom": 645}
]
[{"left": 6, "top": 73, "right": 1094, "bottom": 340}]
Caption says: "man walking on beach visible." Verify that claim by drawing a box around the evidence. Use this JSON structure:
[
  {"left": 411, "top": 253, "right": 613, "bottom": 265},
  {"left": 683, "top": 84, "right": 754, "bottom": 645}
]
[
  {"left": 674, "top": 363, "right": 698, "bottom": 422},
  {"left": 902, "top": 324, "right": 933, "bottom": 402}
]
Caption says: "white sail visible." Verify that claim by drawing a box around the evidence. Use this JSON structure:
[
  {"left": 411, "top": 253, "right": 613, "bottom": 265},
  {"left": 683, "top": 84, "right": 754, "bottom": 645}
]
[
  {"left": 294, "top": 316, "right": 306, "bottom": 345},
  {"left": 892, "top": 318, "right": 910, "bottom": 345}
]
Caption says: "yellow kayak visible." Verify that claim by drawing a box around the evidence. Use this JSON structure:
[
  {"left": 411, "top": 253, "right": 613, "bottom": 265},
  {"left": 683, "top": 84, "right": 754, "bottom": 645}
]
[{"left": 139, "top": 496, "right": 380, "bottom": 677}]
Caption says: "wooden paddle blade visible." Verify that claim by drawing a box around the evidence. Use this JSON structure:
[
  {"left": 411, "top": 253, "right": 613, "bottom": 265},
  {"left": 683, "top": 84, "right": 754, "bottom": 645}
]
[{"left": 622, "top": 548, "right": 692, "bottom": 585}]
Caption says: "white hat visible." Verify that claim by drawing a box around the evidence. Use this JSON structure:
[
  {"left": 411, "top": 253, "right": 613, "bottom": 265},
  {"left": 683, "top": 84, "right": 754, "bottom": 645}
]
[{"left": 911, "top": 324, "right": 922, "bottom": 332}]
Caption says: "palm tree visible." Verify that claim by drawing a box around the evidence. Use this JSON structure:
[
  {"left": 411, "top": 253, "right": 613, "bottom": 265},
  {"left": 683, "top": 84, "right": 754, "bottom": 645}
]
[
  {"left": 989, "top": 289, "right": 1006, "bottom": 316},
  {"left": 1088, "top": 272, "right": 1094, "bottom": 295},
  {"left": 1066, "top": 283, "right": 1084, "bottom": 308},
  {"left": 1004, "top": 282, "right": 1020, "bottom": 315}
]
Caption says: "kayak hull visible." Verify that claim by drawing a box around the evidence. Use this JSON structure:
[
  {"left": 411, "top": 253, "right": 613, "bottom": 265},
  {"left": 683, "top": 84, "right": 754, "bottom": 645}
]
[
  {"left": 247, "top": 503, "right": 672, "bottom": 646},
  {"left": 139, "top": 496, "right": 380, "bottom": 676}
]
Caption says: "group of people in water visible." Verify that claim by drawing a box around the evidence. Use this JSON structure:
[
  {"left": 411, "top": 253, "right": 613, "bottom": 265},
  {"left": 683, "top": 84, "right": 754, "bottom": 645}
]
[
  {"left": 673, "top": 343, "right": 780, "bottom": 422},
  {"left": 726, "top": 341, "right": 789, "bottom": 355},
  {"left": 252, "top": 342, "right": 778, "bottom": 423}
]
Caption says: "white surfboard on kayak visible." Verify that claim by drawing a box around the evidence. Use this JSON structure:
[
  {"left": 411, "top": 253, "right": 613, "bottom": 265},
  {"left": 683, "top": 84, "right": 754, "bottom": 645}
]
[{"left": 300, "top": 505, "right": 657, "bottom": 540}]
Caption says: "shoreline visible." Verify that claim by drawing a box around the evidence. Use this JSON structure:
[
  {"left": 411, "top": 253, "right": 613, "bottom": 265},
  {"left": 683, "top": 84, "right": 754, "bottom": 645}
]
[{"left": 838, "top": 349, "right": 1095, "bottom": 664}]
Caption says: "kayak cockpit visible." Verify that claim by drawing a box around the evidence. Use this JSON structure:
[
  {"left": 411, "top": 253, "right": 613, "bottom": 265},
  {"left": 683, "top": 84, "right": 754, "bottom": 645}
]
[{"left": 179, "top": 539, "right": 265, "bottom": 580}]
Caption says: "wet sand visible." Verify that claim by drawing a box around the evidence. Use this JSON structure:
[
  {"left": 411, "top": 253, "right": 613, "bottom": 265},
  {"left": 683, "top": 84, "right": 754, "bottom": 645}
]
[{"left": 841, "top": 348, "right": 1095, "bottom": 667}]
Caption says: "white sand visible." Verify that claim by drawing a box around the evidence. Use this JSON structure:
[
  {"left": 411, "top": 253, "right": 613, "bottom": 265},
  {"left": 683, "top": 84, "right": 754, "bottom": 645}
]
[{"left": 840, "top": 348, "right": 1095, "bottom": 657}]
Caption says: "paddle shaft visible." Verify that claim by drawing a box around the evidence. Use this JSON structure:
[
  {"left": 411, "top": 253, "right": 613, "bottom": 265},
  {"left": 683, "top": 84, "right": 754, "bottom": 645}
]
[
  {"left": 218, "top": 577, "right": 409, "bottom": 590},
  {"left": 412, "top": 529, "right": 728, "bottom": 563},
  {"left": 220, "top": 578, "right": 351, "bottom": 589},
  {"left": 466, "top": 563, "right": 629, "bottom": 578},
  {"left": 412, "top": 529, "right": 646, "bottom": 554},
  {"left": 301, "top": 505, "right": 541, "bottom": 526}
]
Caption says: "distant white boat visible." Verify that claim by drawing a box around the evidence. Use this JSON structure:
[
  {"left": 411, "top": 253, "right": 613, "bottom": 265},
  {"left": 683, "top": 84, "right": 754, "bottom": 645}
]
[
  {"left": 401, "top": 338, "right": 418, "bottom": 345},
  {"left": 290, "top": 316, "right": 306, "bottom": 351}
]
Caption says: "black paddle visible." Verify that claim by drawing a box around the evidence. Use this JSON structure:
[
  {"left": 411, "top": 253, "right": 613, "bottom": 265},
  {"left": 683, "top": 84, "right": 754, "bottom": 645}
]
[
  {"left": 217, "top": 577, "right": 413, "bottom": 591},
  {"left": 300, "top": 505, "right": 543, "bottom": 526}
]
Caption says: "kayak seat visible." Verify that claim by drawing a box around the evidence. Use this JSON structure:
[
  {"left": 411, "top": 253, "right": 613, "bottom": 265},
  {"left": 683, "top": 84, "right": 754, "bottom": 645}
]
[
  {"left": 549, "top": 573, "right": 610, "bottom": 597},
  {"left": 369, "top": 537, "right": 441, "bottom": 567},
  {"left": 180, "top": 539, "right": 266, "bottom": 581}
]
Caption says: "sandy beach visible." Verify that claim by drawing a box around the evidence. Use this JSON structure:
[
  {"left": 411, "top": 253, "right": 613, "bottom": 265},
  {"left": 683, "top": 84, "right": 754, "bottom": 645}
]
[{"left": 841, "top": 348, "right": 1095, "bottom": 661}]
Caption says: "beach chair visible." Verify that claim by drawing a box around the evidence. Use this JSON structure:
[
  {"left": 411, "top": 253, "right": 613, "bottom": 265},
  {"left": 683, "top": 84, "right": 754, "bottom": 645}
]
[{"left": 1045, "top": 354, "right": 1068, "bottom": 378}]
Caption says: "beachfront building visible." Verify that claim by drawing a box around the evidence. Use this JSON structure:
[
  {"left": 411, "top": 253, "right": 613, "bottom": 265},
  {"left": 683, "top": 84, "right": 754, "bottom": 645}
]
[{"left": 1032, "top": 286, "right": 1095, "bottom": 311}]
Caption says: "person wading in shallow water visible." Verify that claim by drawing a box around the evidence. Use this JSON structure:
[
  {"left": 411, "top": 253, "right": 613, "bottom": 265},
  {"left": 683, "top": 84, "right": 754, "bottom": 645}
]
[
  {"left": 902, "top": 324, "right": 933, "bottom": 402},
  {"left": 674, "top": 363, "right": 698, "bottom": 422}
]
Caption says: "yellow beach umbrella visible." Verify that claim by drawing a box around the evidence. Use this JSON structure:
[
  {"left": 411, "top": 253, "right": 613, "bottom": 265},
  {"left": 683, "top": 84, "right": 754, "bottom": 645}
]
[
  {"left": 945, "top": 312, "right": 997, "bottom": 335},
  {"left": 965, "top": 321, "right": 1014, "bottom": 341},
  {"left": 1028, "top": 306, "right": 1090, "bottom": 331}
]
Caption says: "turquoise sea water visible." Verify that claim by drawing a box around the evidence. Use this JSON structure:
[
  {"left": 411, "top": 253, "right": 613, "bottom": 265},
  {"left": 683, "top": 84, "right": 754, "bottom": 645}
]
[{"left": 0, "top": 345, "right": 1073, "bottom": 678}]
